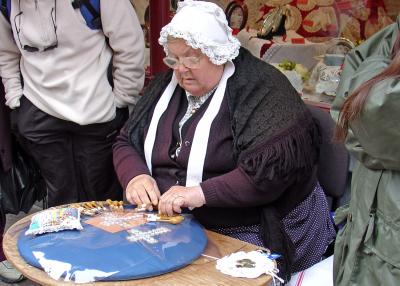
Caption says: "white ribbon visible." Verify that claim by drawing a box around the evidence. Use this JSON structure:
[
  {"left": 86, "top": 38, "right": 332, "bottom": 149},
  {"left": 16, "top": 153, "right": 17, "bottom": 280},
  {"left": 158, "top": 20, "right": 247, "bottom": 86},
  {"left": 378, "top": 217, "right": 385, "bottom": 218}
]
[
  {"left": 186, "top": 62, "right": 234, "bottom": 186},
  {"left": 144, "top": 75, "right": 178, "bottom": 173}
]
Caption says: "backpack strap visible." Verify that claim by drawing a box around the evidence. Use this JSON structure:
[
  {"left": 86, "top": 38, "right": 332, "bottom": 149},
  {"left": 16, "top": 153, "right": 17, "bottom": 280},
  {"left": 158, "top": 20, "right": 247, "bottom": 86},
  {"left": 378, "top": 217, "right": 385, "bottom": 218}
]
[
  {"left": 71, "top": 0, "right": 102, "bottom": 30},
  {"left": 0, "top": 0, "right": 11, "bottom": 23}
]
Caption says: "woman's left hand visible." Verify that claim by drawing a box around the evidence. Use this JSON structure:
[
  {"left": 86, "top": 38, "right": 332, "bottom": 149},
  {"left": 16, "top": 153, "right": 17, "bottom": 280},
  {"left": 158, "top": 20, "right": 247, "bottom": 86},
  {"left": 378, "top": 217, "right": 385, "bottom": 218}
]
[{"left": 158, "top": 186, "right": 205, "bottom": 216}]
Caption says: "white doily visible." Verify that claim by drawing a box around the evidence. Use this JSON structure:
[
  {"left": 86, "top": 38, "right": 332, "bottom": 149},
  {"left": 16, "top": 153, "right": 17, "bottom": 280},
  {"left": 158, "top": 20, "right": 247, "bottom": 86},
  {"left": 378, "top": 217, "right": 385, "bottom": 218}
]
[{"left": 216, "top": 250, "right": 283, "bottom": 283}]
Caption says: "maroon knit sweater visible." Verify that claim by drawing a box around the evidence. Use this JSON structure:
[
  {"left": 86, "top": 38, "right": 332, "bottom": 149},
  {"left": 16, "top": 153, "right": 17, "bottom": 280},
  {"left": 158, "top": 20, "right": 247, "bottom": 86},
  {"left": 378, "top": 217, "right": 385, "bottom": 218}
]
[{"left": 113, "top": 86, "right": 316, "bottom": 228}]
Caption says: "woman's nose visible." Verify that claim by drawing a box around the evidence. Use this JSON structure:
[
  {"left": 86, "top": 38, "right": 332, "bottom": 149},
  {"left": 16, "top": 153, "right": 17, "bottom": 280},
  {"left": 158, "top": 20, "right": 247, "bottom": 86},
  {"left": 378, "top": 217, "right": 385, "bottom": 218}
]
[{"left": 176, "top": 62, "right": 189, "bottom": 73}]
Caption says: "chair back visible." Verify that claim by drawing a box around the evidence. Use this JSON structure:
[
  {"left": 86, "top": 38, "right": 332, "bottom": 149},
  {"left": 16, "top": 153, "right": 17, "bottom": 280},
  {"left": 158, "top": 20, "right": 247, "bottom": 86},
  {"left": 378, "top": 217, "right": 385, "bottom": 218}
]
[{"left": 307, "top": 105, "right": 349, "bottom": 210}]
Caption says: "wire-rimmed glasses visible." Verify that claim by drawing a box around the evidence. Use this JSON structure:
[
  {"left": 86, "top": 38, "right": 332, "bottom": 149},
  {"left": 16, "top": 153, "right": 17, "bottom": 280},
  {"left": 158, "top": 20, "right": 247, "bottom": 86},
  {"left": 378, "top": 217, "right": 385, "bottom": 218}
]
[{"left": 163, "top": 55, "right": 202, "bottom": 70}]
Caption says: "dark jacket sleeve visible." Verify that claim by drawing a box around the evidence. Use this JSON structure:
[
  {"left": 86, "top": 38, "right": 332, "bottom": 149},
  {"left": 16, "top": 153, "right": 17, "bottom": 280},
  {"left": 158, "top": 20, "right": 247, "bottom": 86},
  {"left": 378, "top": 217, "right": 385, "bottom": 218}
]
[{"left": 200, "top": 165, "right": 300, "bottom": 207}]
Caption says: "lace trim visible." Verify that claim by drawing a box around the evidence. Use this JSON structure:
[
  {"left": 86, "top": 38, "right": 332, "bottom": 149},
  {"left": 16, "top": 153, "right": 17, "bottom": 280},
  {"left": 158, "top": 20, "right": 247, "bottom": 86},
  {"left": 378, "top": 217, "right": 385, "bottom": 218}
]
[
  {"left": 159, "top": 28, "right": 240, "bottom": 65},
  {"left": 158, "top": 0, "right": 240, "bottom": 65}
]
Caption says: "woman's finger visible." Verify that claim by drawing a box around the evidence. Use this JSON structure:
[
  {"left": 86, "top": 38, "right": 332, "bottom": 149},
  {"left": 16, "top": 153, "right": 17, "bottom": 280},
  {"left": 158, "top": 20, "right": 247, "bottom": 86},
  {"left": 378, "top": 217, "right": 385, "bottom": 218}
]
[
  {"left": 143, "top": 180, "right": 160, "bottom": 206},
  {"left": 165, "top": 195, "right": 175, "bottom": 216},
  {"left": 172, "top": 196, "right": 184, "bottom": 214},
  {"left": 125, "top": 188, "right": 135, "bottom": 205},
  {"left": 159, "top": 192, "right": 174, "bottom": 216},
  {"left": 158, "top": 196, "right": 167, "bottom": 215},
  {"left": 136, "top": 184, "right": 151, "bottom": 205},
  {"left": 129, "top": 186, "right": 142, "bottom": 206}
]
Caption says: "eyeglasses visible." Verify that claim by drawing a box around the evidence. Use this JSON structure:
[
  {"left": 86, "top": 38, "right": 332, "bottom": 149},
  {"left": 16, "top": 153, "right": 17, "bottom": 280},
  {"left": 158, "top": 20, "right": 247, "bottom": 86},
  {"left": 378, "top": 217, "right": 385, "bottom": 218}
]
[
  {"left": 14, "top": 0, "right": 58, "bottom": 52},
  {"left": 162, "top": 56, "right": 202, "bottom": 69}
]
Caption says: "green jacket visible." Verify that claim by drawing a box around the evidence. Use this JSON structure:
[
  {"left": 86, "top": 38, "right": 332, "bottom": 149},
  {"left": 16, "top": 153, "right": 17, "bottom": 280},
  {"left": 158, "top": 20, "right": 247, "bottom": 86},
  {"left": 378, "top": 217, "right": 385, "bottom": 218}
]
[{"left": 331, "top": 17, "right": 400, "bottom": 286}]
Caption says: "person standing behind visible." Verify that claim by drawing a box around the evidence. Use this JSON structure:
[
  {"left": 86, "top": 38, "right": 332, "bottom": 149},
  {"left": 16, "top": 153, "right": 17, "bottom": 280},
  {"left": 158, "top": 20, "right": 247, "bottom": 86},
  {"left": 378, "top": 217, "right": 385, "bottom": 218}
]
[
  {"left": 0, "top": 81, "right": 24, "bottom": 283},
  {"left": 332, "top": 16, "right": 400, "bottom": 286},
  {"left": 0, "top": 0, "right": 145, "bottom": 207}
]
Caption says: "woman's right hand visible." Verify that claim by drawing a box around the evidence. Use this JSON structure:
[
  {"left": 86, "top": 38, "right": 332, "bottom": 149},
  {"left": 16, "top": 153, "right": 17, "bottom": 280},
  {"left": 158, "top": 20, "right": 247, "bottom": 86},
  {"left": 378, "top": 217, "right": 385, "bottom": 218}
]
[{"left": 125, "top": 174, "right": 161, "bottom": 207}]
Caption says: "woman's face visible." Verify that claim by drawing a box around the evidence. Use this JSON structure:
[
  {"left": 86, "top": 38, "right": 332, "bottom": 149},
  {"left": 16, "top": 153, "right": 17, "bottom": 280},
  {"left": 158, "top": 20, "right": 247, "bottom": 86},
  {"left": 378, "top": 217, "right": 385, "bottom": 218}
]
[{"left": 166, "top": 38, "right": 224, "bottom": 96}]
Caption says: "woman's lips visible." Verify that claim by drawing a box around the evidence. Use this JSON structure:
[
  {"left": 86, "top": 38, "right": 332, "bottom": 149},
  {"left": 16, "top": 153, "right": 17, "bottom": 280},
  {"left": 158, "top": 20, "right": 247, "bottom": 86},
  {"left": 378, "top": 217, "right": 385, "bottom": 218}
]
[{"left": 182, "top": 78, "right": 195, "bottom": 85}]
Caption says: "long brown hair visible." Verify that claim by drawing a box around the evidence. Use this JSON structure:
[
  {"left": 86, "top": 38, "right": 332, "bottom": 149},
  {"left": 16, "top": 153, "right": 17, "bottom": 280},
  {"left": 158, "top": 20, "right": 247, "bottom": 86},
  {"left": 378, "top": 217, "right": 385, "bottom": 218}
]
[{"left": 335, "top": 31, "right": 400, "bottom": 141}]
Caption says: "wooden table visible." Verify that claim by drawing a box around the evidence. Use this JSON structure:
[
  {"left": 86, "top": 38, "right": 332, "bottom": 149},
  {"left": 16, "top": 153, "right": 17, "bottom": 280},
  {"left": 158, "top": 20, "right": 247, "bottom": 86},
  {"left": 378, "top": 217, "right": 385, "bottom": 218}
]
[{"left": 4, "top": 213, "right": 272, "bottom": 286}]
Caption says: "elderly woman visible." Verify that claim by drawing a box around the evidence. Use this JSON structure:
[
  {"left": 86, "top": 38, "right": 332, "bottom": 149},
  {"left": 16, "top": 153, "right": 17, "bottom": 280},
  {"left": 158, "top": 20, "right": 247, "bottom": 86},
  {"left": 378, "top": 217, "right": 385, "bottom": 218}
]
[{"left": 113, "top": 0, "right": 335, "bottom": 280}]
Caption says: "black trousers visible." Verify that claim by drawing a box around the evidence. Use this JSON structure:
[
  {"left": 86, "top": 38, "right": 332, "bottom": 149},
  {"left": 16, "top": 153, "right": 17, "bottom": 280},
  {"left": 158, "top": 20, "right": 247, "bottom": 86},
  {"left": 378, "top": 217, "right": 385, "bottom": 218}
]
[
  {"left": 0, "top": 165, "right": 6, "bottom": 261},
  {"left": 14, "top": 97, "right": 127, "bottom": 207}
]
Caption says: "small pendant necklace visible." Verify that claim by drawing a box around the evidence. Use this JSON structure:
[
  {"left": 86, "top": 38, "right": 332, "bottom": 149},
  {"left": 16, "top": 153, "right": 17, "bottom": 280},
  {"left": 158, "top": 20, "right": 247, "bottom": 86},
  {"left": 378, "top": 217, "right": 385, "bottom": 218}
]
[{"left": 175, "top": 86, "right": 217, "bottom": 158}]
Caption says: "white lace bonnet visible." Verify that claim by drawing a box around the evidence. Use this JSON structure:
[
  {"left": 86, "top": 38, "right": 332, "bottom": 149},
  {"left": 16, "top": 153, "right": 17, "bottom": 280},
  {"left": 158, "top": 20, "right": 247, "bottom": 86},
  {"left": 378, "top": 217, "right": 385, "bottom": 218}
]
[{"left": 158, "top": 0, "right": 241, "bottom": 65}]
